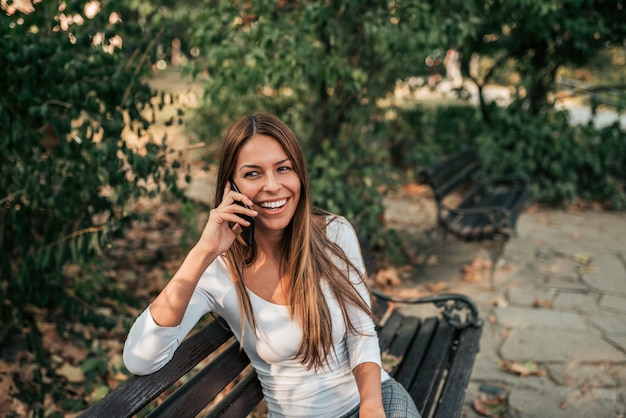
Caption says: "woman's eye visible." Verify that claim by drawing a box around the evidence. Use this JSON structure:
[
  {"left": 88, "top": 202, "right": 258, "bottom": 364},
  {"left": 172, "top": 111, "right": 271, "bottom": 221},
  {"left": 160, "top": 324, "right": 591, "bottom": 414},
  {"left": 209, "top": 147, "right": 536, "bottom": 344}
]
[
  {"left": 244, "top": 171, "right": 259, "bottom": 178},
  {"left": 278, "top": 166, "right": 292, "bottom": 172}
]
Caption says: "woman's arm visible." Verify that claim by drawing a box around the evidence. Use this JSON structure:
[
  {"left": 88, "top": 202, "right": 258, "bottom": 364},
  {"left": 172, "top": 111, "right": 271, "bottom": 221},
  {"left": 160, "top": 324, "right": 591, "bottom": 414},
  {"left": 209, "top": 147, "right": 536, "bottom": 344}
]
[
  {"left": 353, "top": 362, "right": 385, "bottom": 418},
  {"left": 149, "top": 245, "right": 219, "bottom": 326},
  {"left": 150, "top": 184, "right": 256, "bottom": 326},
  {"left": 150, "top": 184, "right": 257, "bottom": 327},
  {"left": 123, "top": 184, "right": 256, "bottom": 374}
]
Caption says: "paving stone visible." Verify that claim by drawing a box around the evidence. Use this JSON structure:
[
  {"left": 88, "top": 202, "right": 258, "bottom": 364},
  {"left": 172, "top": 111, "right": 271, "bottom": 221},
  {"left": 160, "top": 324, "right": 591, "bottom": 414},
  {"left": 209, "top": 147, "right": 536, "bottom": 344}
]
[
  {"left": 509, "top": 386, "right": 624, "bottom": 418},
  {"left": 532, "top": 256, "right": 578, "bottom": 278},
  {"left": 460, "top": 382, "right": 484, "bottom": 418},
  {"left": 580, "top": 254, "right": 626, "bottom": 296},
  {"left": 589, "top": 311, "right": 626, "bottom": 334},
  {"left": 494, "top": 306, "right": 587, "bottom": 330},
  {"left": 605, "top": 334, "right": 626, "bottom": 353},
  {"left": 502, "top": 237, "right": 536, "bottom": 265},
  {"left": 507, "top": 386, "right": 572, "bottom": 418},
  {"left": 608, "top": 364, "right": 626, "bottom": 386},
  {"left": 548, "top": 363, "right": 617, "bottom": 387},
  {"left": 470, "top": 353, "right": 524, "bottom": 387},
  {"left": 492, "top": 262, "right": 524, "bottom": 288},
  {"left": 507, "top": 287, "right": 557, "bottom": 307},
  {"left": 600, "top": 294, "right": 626, "bottom": 314},
  {"left": 505, "top": 268, "right": 549, "bottom": 288},
  {"left": 540, "top": 275, "right": 589, "bottom": 292},
  {"left": 552, "top": 292, "right": 600, "bottom": 312},
  {"left": 500, "top": 329, "right": 626, "bottom": 363}
]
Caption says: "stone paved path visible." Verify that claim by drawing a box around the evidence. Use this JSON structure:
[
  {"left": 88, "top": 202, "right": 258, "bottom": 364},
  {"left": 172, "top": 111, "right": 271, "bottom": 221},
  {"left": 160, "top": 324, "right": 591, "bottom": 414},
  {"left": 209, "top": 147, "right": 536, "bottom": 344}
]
[{"left": 384, "top": 196, "right": 626, "bottom": 418}]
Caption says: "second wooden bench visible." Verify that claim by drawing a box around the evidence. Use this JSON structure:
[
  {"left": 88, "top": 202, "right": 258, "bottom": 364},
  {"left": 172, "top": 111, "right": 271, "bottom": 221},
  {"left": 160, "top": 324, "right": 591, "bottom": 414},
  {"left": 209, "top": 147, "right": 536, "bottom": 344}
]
[{"left": 417, "top": 147, "right": 529, "bottom": 287}]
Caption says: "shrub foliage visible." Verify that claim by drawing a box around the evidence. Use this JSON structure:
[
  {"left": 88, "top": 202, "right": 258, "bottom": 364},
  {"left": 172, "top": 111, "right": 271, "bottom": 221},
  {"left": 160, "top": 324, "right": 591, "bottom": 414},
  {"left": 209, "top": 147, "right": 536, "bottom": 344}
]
[{"left": 0, "top": 4, "right": 181, "bottom": 331}]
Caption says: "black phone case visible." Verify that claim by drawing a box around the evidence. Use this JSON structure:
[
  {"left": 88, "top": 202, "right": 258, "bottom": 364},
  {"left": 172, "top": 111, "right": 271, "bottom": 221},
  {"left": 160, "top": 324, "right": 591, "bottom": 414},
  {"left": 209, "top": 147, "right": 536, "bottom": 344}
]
[{"left": 229, "top": 180, "right": 254, "bottom": 244}]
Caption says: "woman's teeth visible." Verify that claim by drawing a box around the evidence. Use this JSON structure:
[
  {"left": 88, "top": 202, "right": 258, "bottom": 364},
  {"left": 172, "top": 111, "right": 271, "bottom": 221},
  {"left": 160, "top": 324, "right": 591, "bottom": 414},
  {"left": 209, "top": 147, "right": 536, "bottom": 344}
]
[{"left": 260, "top": 199, "right": 287, "bottom": 209}]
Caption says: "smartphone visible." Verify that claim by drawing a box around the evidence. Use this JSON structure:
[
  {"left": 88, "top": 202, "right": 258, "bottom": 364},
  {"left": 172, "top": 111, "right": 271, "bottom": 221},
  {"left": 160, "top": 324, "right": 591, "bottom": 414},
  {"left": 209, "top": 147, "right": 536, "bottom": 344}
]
[{"left": 229, "top": 179, "right": 254, "bottom": 244}]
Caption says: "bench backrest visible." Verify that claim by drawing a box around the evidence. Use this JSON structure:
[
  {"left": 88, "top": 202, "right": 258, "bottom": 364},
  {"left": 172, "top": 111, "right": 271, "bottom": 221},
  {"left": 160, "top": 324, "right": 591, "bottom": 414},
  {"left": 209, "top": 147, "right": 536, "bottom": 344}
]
[
  {"left": 417, "top": 147, "right": 481, "bottom": 202},
  {"left": 79, "top": 318, "right": 262, "bottom": 418}
]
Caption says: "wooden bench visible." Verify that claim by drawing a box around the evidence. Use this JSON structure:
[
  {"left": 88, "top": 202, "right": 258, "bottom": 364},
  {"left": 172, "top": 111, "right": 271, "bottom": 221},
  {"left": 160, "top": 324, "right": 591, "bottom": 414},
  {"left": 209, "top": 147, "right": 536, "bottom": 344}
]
[
  {"left": 79, "top": 229, "right": 484, "bottom": 418},
  {"left": 418, "top": 147, "right": 529, "bottom": 287}
]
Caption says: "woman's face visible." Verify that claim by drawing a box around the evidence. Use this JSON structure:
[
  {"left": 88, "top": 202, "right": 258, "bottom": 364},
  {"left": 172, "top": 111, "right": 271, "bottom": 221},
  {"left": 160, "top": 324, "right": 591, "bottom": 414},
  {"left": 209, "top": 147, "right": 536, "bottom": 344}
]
[{"left": 232, "top": 134, "right": 301, "bottom": 237}]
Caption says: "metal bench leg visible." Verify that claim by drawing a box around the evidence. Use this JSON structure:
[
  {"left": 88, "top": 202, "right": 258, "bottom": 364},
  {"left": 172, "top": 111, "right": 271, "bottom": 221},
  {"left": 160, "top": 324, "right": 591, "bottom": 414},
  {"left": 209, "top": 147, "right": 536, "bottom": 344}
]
[{"left": 479, "top": 235, "right": 506, "bottom": 290}]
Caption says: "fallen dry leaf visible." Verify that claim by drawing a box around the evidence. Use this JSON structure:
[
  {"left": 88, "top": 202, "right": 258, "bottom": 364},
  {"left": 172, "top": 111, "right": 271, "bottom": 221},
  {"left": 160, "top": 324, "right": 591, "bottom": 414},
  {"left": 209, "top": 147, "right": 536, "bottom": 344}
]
[
  {"left": 491, "top": 295, "right": 508, "bottom": 308},
  {"left": 426, "top": 281, "right": 448, "bottom": 293},
  {"left": 0, "top": 373, "right": 18, "bottom": 410},
  {"left": 56, "top": 363, "right": 85, "bottom": 384},
  {"left": 372, "top": 267, "right": 402, "bottom": 289},
  {"left": 462, "top": 255, "right": 493, "bottom": 283},
  {"left": 381, "top": 352, "right": 403, "bottom": 373},
  {"left": 425, "top": 254, "right": 438, "bottom": 267},
  {"left": 533, "top": 298, "right": 553, "bottom": 308},
  {"left": 61, "top": 342, "right": 89, "bottom": 364},
  {"left": 402, "top": 183, "right": 433, "bottom": 198},
  {"left": 497, "top": 358, "right": 547, "bottom": 377},
  {"left": 576, "top": 265, "right": 596, "bottom": 274},
  {"left": 462, "top": 265, "right": 484, "bottom": 283},
  {"left": 472, "top": 392, "right": 507, "bottom": 417},
  {"left": 572, "top": 253, "right": 593, "bottom": 265},
  {"left": 41, "top": 323, "right": 64, "bottom": 355}
]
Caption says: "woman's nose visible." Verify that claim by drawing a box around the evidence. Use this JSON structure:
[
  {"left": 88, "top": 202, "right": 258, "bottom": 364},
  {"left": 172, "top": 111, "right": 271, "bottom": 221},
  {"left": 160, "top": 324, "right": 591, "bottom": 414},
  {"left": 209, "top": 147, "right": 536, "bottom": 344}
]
[{"left": 263, "top": 173, "right": 281, "bottom": 192}]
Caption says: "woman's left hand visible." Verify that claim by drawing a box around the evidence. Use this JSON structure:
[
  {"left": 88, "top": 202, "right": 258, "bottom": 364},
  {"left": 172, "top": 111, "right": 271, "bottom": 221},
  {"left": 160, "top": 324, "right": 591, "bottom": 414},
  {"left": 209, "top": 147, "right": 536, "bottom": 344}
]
[{"left": 359, "top": 405, "right": 386, "bottom": 418}]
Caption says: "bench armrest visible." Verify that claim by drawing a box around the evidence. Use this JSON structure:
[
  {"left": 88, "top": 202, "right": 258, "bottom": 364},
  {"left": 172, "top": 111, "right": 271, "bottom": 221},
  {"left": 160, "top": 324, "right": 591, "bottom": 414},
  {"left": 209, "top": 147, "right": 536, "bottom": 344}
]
[{"left": 371, "top": 289, "right": 482, "bottom": 329}]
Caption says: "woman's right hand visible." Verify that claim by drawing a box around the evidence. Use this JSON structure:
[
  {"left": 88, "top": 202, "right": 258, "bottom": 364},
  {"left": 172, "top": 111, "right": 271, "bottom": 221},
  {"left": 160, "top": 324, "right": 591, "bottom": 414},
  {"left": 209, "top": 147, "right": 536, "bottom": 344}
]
[
  {"left": 195, "top": 182, "right": 257, "bottom": 256},
  {"left": 148, "top": 183, "right": 257, "bottom": 328}
]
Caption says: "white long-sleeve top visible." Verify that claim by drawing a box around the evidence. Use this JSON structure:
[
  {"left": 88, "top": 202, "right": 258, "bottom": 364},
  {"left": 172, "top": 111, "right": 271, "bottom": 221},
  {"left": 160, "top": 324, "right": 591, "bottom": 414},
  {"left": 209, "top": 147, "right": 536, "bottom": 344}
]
[{"left": 123, "top": 216, "right": 390, "bottom": 417}]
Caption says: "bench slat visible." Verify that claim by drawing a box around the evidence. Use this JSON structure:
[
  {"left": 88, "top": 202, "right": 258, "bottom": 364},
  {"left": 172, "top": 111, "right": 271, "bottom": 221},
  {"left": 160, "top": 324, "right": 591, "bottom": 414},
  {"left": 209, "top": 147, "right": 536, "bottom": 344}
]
[
  {"left": 392, "top": 316, "right": 432, "bottom": 388},
  {"left": 205, "top": 370, "right": 264, "bottom": 418},
  {"left": 433, "top": 326, "right": 482, "bottom": 418},
  {"left": 408, "top": 319, "right": 455, "bottom": 415},
  {"left": 420, "top": 148, "right": 481, "bottom": 200},
  {"left": 79, "top": 319, "right": 234, "bottom": 418},
  {"left": 147, "top": 341, "right": 252, "bottom": 417},
  {"left": 377, "top": 310, "right": 405, "bottom": 352}
]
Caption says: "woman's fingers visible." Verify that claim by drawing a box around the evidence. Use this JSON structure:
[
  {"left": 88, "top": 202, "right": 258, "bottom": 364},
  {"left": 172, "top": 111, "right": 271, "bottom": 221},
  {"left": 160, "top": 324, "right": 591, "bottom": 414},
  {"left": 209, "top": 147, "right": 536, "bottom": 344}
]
[{"left": 223, "top": 182, "right": 255, "bottom": 208}]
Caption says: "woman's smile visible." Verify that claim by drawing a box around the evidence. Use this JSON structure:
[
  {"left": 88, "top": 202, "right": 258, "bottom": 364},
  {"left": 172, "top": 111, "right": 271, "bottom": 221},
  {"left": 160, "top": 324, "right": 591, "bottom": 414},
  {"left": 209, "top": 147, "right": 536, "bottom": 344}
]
[
  {"left": 258, "top": 198, "right": 289, "bottom": 210},
  {"left": 234, "top": 134, "right": 301, "bottom": 236}
]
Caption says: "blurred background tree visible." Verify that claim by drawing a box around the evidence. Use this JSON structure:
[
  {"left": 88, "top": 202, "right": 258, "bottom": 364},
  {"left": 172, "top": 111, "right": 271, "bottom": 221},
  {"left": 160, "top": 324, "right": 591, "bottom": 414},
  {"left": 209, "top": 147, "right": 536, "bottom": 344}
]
[
  {"left": 181, "top": 0, "right": 449, "bottom": 251},
  {"left": 439, "top": 0, "right": 626, "bottom": 119},
  {"left": 433, "top": 0, "right": 626, "bottom": 206}
]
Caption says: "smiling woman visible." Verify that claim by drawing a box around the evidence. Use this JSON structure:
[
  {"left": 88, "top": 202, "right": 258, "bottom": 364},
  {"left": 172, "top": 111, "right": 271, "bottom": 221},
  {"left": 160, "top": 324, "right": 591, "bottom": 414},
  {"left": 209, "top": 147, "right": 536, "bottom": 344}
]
[
  {"left": 232, "top": 133, "right": 301, "bottom": 238},
  {"left": 122, "top": 113, "right": 420, "bottom": 418}
]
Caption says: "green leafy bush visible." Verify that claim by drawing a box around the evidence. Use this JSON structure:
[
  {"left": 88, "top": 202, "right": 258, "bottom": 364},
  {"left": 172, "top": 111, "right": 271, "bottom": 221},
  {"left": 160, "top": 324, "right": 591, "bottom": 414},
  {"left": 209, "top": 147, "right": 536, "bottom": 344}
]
[
  {"left": 477, "top": 103, "right": 626, "bottom": 208},
  {"left": 386, "top": 102, "right": 626, "bottom": 209},
  {"left": 0, "top": 3, "right": 182, "bottom": 340},
  {"left": 382, "top": 104, "right": 483, "bottom": 172}
]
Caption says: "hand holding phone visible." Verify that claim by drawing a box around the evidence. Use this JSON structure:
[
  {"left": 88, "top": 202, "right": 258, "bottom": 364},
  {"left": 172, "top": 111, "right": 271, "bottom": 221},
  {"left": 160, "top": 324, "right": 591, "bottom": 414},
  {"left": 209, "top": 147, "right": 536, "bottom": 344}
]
[{"left": 229, "top": 180, "right": 255, "bottom": 245}]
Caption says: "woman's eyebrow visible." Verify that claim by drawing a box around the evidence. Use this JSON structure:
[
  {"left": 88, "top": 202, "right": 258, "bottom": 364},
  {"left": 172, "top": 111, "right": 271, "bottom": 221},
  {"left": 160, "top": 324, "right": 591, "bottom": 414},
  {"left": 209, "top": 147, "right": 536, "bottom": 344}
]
[
  {"left": 238, "top": 158, "right": 291, "bottom": 171},
  {"left": 239, "top": 163, "right": 261, "bottom": 170}
]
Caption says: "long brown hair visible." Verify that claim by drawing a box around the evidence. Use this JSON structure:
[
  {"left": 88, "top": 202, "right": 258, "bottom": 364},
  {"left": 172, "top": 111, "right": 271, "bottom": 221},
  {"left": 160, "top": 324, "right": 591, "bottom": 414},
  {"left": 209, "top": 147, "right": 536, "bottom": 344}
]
[{"left": 214, "top": 113, "right": 376, "bottom": 371}]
